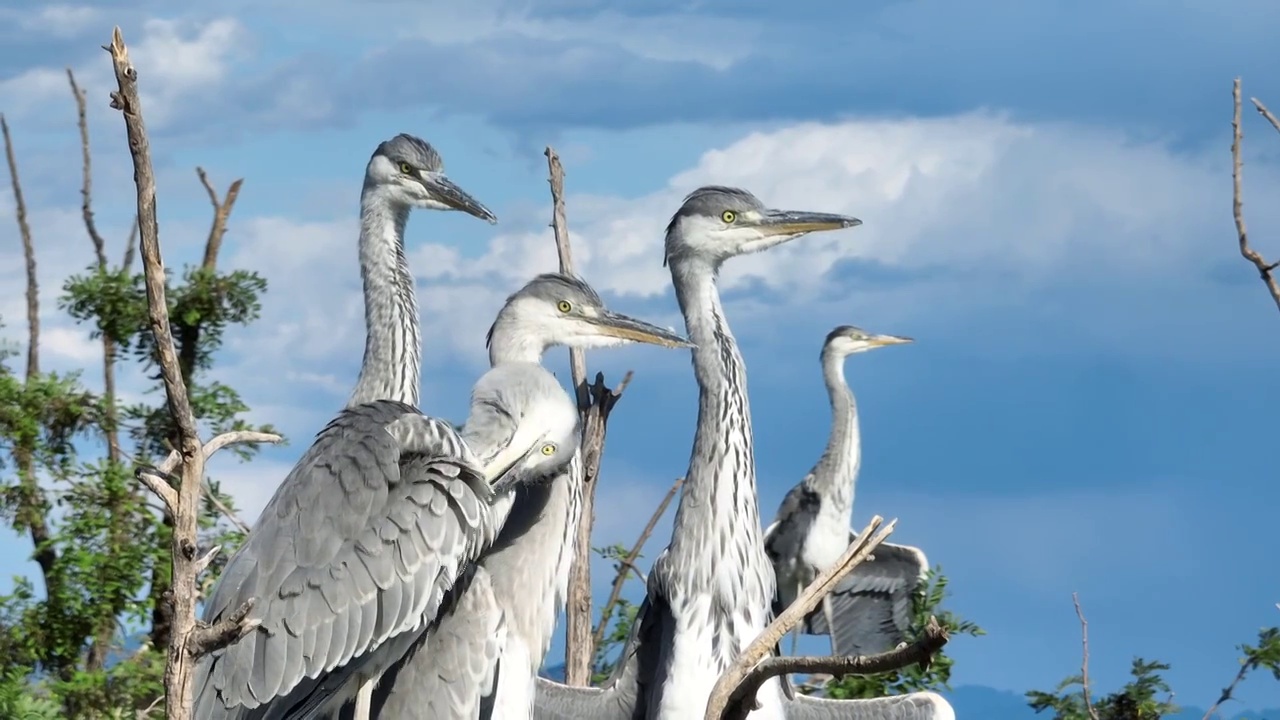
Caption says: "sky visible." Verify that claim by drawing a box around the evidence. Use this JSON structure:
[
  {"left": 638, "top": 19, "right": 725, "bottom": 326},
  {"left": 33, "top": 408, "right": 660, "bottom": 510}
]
[{"left": 2, "top": 0, "right": 1280, "bottom": 712}]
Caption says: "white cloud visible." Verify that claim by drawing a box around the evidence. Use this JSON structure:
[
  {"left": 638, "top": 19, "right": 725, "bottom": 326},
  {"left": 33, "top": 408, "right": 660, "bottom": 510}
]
[{"left": 0, "top": 16, "right": 247, "bottom": 131}]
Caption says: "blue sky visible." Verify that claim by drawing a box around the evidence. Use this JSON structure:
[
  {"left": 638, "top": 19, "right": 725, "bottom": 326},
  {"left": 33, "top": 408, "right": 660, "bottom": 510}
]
[{"left": 2, "top": 0, "right": 1280, "bottom": 713}]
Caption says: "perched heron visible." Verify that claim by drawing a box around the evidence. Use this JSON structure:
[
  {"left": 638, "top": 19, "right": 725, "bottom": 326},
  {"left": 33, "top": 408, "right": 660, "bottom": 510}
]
[
  {"left": 763, "top": 325, "right": 928, "bottom": 661},
  {"left": 534, "top": 188, "right": 955, "bottom": 720},
  {"left": 360, "top": 273, "right": 690, "bottom": 719},
  {"left": 193, "top": 362, "right": 582, "bottom": 720},
  {"left": 192, "top": 132, "right": 498, "bottom": 719}
]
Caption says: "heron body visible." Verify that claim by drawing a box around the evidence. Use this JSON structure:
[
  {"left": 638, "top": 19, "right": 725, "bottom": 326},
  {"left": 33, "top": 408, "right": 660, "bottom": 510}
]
[
  {"left": 192, "top": 133, "right": 499, "bottom": 720},
  {"left": 532, "top": 188, "right": 954, "bottom": 720},
  {"left": 366, "top": 273, "right": 689, "bottom": 719},
  {"left": 639, "top": 187, "right": 865, "bottom": 720},
  {"left": 763, "top": 326, "right": 929, "bottom": 659}
]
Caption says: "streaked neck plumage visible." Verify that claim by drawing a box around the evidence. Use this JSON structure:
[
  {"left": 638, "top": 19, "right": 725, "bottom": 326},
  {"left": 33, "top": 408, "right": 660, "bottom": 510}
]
[
  {"left": 348, "top": 186, "right": 421, "bottom": 409},
  {"left": 805, "top": 349, "right": 859, "bottom": 520},
  {"left": 664, "top": 256, "right": 774, "bottom": 642}
]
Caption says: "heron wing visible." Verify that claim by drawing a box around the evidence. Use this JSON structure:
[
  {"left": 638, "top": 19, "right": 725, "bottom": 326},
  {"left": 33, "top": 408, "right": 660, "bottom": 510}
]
[
  {"left": 801, "top": 533, "right": 928, "bottom": 656},
  {"left": 368, "top": 566, "right": 506, "bottom": 719},
  {"left": 787, "top": 691, "right": 955, "bottom": 720},
  {"left": 531, "top": 597, "right": 647, "bottom": 720},
  {"left": 194, "top": 400, "right": 493, "bottom": 720}
]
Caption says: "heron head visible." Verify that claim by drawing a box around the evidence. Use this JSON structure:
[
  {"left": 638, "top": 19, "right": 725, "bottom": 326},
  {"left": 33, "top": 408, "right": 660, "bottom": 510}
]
[
  {"left": 662, "top": 185, "right": 861, "bottom": 269},
  {"left": 486, "top": 273, "right": 691, "bottom": 359},
  {"left": 823, "top": 324, "right": 913, "bottom": 358},
  {"left": 365, "top": 133, "right": 497, "bottom": 224},
  {"left": 466, "top": 364, "right": 582, "bottom": 492}
]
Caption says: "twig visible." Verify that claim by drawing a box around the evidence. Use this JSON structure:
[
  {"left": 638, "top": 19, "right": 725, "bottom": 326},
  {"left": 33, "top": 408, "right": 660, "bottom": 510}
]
[
  {"left": 705, "top": 516, "right": 897, "bottom": 720},
  {"left": 195, "top": 166, "right": 242, "bottom": 270},
  {"left": 105, "top": 27, "right": 256, "bottom": 719},
  {"left": 720, "top": 617, "right": 951, "bottom": 720},
  {"left": 546, "top": 145, "right": 638, "bottom": 685},
  {"left": 1073, "top": 593, "right": 1100, "bottom": 720},
  {"left": 136, "top": 430, "right": 282, "bottom": 523},
  {"left": 592, "top": 477, "right": 684, "bottom": 651},
  {"left": 67, "top": 68, "right": 109, "bottom": 266},
  {"left": 123, "top": 216, "right": 138, "bottom": 270},
  {"left": 1252, "top": 97, "right": 1280, "bottom": 135},
  {"left": 1231, "top": 78, "right": 1280, "bottom": 314}
]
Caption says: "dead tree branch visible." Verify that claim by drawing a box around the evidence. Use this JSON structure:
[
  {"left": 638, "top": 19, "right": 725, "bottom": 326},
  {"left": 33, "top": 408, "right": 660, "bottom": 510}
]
[
  {"left": 545, "top": 145, "right": 638, "bottom": 685},
  {"left": 195, "top": 166, "right": 242, "bottom": 270},
  {"left": 593, "top": 476, "right": 684, "bottom": 651},
  {"left": 719, "top": 617, "right": 951, "bottom": 720},
  {"left": 105, "top": 27, "right": 257, "bottom": 719},
  {"left": 1231, "top": 78, "right": 1280, "bottom": 315},
  {"left": 705, "top": 515, "right": 896, "bottom": 720},
  {"left": 137, "top": 430, "right": 280, "bottom": 534},
  {"left": 1, "top": 113, "right": 59, "bottom": 585},
  {"left": 1073, "top": 593, "right": 1100, "bottom": 720}
]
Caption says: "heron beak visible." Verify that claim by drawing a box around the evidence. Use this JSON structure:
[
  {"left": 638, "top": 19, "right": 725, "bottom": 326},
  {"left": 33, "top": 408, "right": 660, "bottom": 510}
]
[
  {"left": 754, "top": 209, "right": 862, "bottom": 237},
  {"left": 417, "top": 171, "right": 498, "bottom": 224},
  {"left": 866, "top": 333, "right": 913, "bottom": 347},
  {"left": 592, "top": 310, "right": 693, "bottom": 349}
]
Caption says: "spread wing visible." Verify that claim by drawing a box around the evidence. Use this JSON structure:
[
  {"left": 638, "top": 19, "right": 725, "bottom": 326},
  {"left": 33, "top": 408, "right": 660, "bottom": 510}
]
[
  {"left": 787, "top": 691, "right": 955, "bottom": 720},
  {"left": 193, "top": 400, "right": 494, "bottom": 720},
  {"left": 367, "top": 566, "right": 506, "bottom": 719},
  {"left": 801, "top": 532, "right": 928, "bottom": 656}
]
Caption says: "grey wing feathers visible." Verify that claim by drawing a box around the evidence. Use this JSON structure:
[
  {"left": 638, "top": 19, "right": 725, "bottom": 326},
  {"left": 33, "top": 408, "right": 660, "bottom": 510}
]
[
  {"left": 194, "top": 400, "right": 494, "bottom": 720},
  {"left": 370, "top": 566, "right": 506, "bottom": 719},
  {"left": 803, "top": 534, "right": 928, "bottom": 656},
  {"left": 787, "top": 691, "right": 955, "bottom": 720}
]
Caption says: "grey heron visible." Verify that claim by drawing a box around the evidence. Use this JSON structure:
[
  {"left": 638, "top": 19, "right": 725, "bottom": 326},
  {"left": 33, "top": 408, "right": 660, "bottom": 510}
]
[
  {"left": 763, "top": 325, "right": 929, "bottom": 661},
  {"left": 192, "top": 361, "right": 583, "bottom": 720},
  {"left": 192, "top": 131, "right": 499, "bottom": 719},
  {"left": 359, "top": 273, "right": 691, "bottom": 719},
  {"left": 533, "top": 188, "right": 955, "bottom": 720}
]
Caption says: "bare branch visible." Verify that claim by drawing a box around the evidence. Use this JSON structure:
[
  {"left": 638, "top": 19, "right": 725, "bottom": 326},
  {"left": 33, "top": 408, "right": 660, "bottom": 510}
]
[
  {"left": 187, "top": 599, "right": 260, "bottom": 658},
  {"left": 123, "top": 215, "right": 138, "bottom": 270},
  {"left": 1231, "top": 78, "right": 1280, "bottom": 314},
  {"left": 1073, "top": 593, "right": 1100, "bottom": 720},
  {"left": 705, "top": 516, "right": 896, "bottom": 720},
  {"left": 106, "top": 27, "right": 251, "bottom": 718},
  {"left": 1, "top": 112, "right": 59, "bottom": 585},
  {"left": 67, "top": 68, "right": 108, "bottom": 266},
  {"left": 140, "top": 430, "right": 280, "bottom": 532},
  {"left": 1252, "top": 97, "right": 1280, "bottom": 135},
  {"left": 593, "top": 477, "right": 684, "bottom": 650},
  {"left": 545, "top": 145, "right": 638, "bottom": 685},
  {"left": 195, "top": 166, "right": 243, "bottom": 270},
  {"left": 718, "top": 617, "right": 951, "bottom": 720}
]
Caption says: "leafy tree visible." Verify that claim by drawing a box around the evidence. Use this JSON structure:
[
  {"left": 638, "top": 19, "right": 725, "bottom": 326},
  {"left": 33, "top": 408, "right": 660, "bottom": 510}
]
[{"left": 0, "top": 72, "right": 279, "bottom": 717}]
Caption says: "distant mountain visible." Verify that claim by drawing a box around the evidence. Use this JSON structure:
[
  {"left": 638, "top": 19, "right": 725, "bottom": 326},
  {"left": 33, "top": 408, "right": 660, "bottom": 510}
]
[{"left": 538, "top": 667, "right": 1276, "bottom": 720}]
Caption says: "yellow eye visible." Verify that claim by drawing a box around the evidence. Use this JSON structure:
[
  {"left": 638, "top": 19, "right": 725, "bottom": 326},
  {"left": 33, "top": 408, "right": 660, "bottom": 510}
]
[
  {"left": 540, "top": 444, "right": 556, "bottom": 456},
  {"left": 398, "top": 161, "right": 414, "bottom": 174},
  {"left": 721, "top": 210, "right": 736, "bottom": 224},
  {"left": 556, "top": 300, "right": 572, "bottom": 313}
]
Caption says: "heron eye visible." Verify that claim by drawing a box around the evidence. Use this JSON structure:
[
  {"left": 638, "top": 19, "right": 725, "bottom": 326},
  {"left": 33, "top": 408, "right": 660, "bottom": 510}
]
[
  {"left": 721, "top": 210, "right": 736, "bottom": 224},
  {"left": 398, "top": 162, "right": 414, "bottom": 175},
  {"left": 540, "top": 443, "right": 556, "bottom": 456},
  {"left": 556, "top": 300, "right": 572, "bottom": 313}
]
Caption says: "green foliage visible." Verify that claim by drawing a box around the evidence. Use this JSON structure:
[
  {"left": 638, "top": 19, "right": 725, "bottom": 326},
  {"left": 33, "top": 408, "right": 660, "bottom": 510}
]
[
  {"left": 1027, "top": 658, "right": 1179, "bottom": 720},
  {"left": 590, "top": 543, "right": 644, "bottom": 685},
  {"left": 819, "top": 566, "right": 985, "bottom": 699},
  {"left": 0, "top": 249, "right": 279, "bottom": 717}
]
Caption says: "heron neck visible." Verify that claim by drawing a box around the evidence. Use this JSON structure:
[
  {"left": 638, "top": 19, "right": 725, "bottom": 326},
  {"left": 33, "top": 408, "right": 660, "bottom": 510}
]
[
  {"left": 806, "top": 350, "right": 858, "bottom": 515},
  {"left": 487, "top": 322, "right": 549, "bottom": 366},
  {"left": 348, "top": 191, "right": 421, "bottom": 409},
  {"left": 665, "top": 259, "right": 769, "bottom": 599}
]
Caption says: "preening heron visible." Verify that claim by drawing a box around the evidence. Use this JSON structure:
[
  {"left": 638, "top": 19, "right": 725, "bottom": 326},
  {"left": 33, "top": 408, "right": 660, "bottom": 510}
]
[
  {"left": 192, "top": 132, "right": 499, "bottom": 719},
  {"left": 763, "top": 325, "right": 928, "bottom": 660},
  {"left": 534, "top": 188, "right": 955, "bottom": 720},
  {"left": 192, "top": 362, "right": 581, "bottom": 720},
  {"left": 361, "top": 273, "right": 690, "bottom": 719}
]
